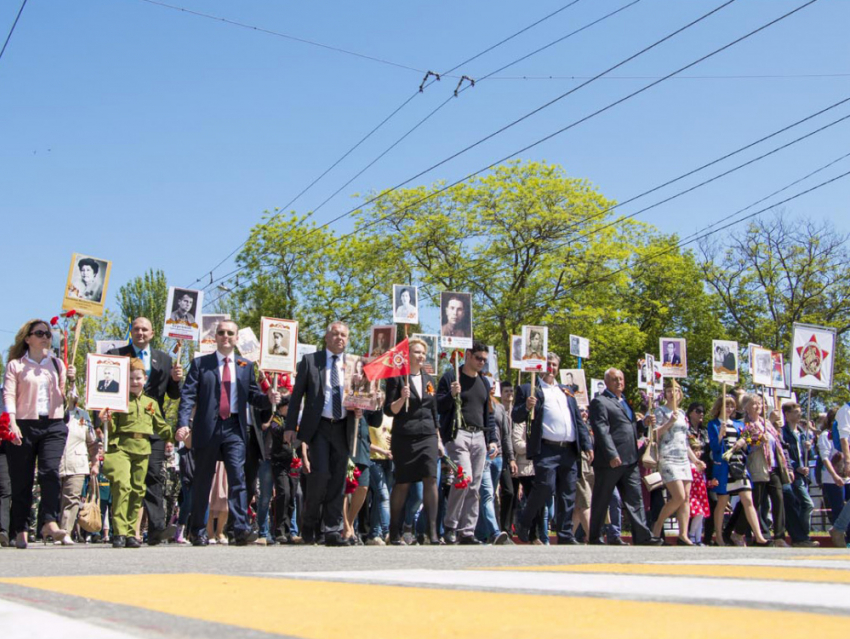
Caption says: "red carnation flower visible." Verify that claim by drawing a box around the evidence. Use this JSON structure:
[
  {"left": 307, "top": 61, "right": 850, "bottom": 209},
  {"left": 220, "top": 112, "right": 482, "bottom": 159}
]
[
  {"left": 64, "top": 310, "right": 78, "bottom": 318},
  {"left": 50, "top": 316, "right": 59, "bottom": 326}
]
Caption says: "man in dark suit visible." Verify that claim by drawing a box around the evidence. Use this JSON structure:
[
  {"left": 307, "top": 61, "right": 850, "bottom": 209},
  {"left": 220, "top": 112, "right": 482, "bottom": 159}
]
[
  {"left": 175, "top": 320, "right": 276, "bottom": 546},
  {"left": 96, "top": 368, "right": 120, "bottom": 393},
  {"left": 512, "top": 352, "right": 592, "bottom": 545},
  {"left": 588, "top": 368, "right": 662, "bottom": 546},
  {"left": 108, "top": 317, "right": 182, "bottom": 545},
  {"left": 283, "top": 321, "right": 368, "bottom": 546},
  {"left": 663, "top": 342, "right": 681, "bottom": 366}
]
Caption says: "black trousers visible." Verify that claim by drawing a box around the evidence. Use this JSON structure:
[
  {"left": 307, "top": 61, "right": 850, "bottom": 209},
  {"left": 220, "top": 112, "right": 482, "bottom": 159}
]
[
  {"left": 7, "top": 418, "right": 68, "bottom": 535},
  {"left": 520, "top": 442, "right": 579, "bottom": 542},
  {"left": 0, "top": 445, "right": 11, "bottom": 536},
  {"left": 498, "top": 459, "right": 516, "bottom": 532},
  {"left": 143, "top": 436, "right": 167, "bottom": 533},
  {"left": 272, "top": 460, "right": 296, "bottom": 538},
  {"left": 303, "top": 419, "right": 348, "bottom": 539},
  {"left": 589, "top": 462, "right": 653, "bottom": 544}
]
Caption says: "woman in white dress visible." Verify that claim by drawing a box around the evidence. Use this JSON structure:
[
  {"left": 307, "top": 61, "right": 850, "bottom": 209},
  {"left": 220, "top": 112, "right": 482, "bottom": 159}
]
[{"left": 650, "top": 380, "right": 705, "bottom": 545}]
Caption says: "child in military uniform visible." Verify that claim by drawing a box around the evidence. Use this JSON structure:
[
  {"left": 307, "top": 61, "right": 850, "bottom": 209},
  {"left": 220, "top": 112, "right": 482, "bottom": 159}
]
[{"left": 102, "top": 358, "right": 172, "bottom": 548}]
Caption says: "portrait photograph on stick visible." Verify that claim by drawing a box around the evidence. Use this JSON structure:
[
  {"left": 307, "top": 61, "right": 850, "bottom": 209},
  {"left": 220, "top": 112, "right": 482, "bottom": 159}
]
[
  {"left": 510, "top": 334, "right": 523, "bottom": 370},
  {"left": 236, "top": 326, "right": 261, "bottom": 362},
  {"left": 85, "top": 353, "right": 130, "bottom": 413},
  {"left": 439, "top": 291, "right": 472, "bottom": 349},
  {"left": 199, "top": 313, "right": 229, "bottom": 354},
  {"left": 659, "top": 337, "right": 687, "bottom": 378},
  {"left": 163, "top": 286, "right": 203, "bottom": 341},
  {"left": 590, "top": 377, "right": 605, "bottom": 399},
  {"left": 770, "top": 351, "right": 786, "bottom": 389},
  {"left": 62, "top": 252, "right": 111, "bottom": 316},
  {"left": 637, "top": 356, "right": 663, "bottom": 390},
  {"left": 343, "top": 354, "right": 380, "bottom": 411},
  {"left": 369, "top": 325, "right": 397, "bottom": 359},
  {"left": 392, "top": 284, "right": 419, "bottom": 324},
  {"left": 751, "top": 345, "right": 774, "bottom": 387},
  {"left": 521, "top": 325, "right": 547, "bottom": 371},
  {"left": 559, "top": 368, "right": 588, "bottom": 407},
  {"left": 569, "top": 334, "right": 590, "bottom": 359},
  {"left": 259, "top": 316, "right": 298, "bottom": 374},
  {"left": 712, "top": 339, "right": 739, "bottom": 384}
]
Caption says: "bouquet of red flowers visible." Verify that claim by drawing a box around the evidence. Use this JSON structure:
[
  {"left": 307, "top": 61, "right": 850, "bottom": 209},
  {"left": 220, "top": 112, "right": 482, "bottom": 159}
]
[
  {"left": 289, "top": 455, "right": 303, "bottom": 478},
  {"left": 345, "top": 459, "right": 362, "bottom": 494},
  {"left": 441, "top": 455, "right": 471, "bottom": 489},
  {"left": 0, "top": 412, "right": 16, "bottom": 442}
]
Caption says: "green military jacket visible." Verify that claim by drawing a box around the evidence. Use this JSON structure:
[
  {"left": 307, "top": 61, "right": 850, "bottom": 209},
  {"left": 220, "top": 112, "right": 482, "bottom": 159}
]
[{"left": 108, "top": 392, "right": 172, "bottom": 455}]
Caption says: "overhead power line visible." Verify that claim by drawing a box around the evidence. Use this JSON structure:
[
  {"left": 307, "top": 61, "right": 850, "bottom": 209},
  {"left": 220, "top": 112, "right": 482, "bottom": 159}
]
[
  {"left": 187, "top": 0, "right": 593, "bottom": 289},
  {"left": 0, "top": 0, "right": 28, "bottom": 63},
  {"left": 487, "top": 72, "right": 850, "bottom": 80},
  {"left": 203, "top": 0, "right": 821, "bottom": 309}
]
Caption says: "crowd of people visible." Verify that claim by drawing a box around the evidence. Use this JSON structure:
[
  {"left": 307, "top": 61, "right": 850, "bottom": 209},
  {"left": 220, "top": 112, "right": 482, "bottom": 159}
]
[{"left": 1, "top": 316, "right": 847, "bottom": 550}]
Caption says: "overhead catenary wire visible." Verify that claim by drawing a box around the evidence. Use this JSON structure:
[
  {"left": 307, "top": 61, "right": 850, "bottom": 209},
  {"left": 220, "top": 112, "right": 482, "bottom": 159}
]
[
  {"left": 186, "top": 0, "right": 591, "bottom": 289},
  {"left": 201, "top": 0, "right": 735, "bottom": 300},
  {"left": 0, "top": 0, "right": 28, "bottom": 63},
  {"left": 203, "top": 0, "right": 819, "bottom": 309}
]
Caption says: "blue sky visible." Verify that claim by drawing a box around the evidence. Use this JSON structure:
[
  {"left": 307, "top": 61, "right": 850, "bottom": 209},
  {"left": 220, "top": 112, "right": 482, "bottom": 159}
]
[{"left": 0, "top": 0, "right": 847, "bottom": 355}]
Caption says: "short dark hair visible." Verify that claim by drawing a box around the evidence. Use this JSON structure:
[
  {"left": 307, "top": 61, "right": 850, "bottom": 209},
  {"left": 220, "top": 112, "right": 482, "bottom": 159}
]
[
  {"left": 500, "top": 381, "right": 513, "bottom": 391},
  {"left": 78, "top": 257, "right": 99, "bottom": 275},
  {"left": 782, "top": 402, "right": 800, "bottom": 416},
  {"left": 469, "top": 341, "right": 487, "bottom": 355}
]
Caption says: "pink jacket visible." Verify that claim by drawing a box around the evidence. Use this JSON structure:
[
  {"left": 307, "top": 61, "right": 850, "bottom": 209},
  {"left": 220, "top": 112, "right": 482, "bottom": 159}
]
[{"left": 3, "top": 355, "right": 67, "bottom": 420}]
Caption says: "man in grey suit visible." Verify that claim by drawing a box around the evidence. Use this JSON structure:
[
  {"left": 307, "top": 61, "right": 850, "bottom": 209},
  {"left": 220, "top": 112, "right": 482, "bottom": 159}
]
[
  {"left": 284, "top": 321, "right": 372, "bottom": 546},
  {"left": 588, "top": 368, "right": 663, "bottom": 546}
]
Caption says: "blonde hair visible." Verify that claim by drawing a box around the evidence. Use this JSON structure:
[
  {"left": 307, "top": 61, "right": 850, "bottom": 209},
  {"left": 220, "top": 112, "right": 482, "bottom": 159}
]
[
  {"left": 408, "top": 338, "right": 428, "bottom": 354},
  {"left": 708, "top": 394, "right": 736, "bottom": 421},
  {"left": 8, "top": 319, "right": 52, "bottom": 362}
]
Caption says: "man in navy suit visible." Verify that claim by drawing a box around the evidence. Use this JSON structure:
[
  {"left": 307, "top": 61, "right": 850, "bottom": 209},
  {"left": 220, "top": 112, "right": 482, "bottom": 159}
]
[
  {"left": 175, "top": 320, "right": 277, "bottom": 546},
  {"left": 512, "top": 352, "right": 592, "bottom": 545},
  {"left": 284, "top": 321, "right": 368, "bottom": 546}
]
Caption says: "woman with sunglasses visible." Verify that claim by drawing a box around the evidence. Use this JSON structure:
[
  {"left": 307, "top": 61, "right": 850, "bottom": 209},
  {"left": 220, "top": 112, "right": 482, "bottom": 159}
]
[{"left": 3, "top": 319, "right": 73, "bottom": 548}]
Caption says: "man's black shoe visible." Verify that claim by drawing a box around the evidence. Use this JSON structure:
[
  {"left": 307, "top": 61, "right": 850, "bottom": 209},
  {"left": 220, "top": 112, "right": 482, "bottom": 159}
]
[
  {"left": 443, "top": 529, "right": 458, "bottom": 545},
  {"left": 112, "top": 535, "right": 126, "bottom": 549},
  {"left": 458, "top": 535, "right": 483, "bottom": 545},
  {"left": 191, "top": 531, "right": 210, "bottom": 547},
  {"left": 324, "top": 533, "right": 350, "bottom": 547},
  {"left": 587, "top": 537, "right": 606, "bottom": 545},
  {"left": 125, "top": 536, "right": 142, "bottom": 549},
  {"left": 606, "top": 537, "right": 629, "bottom": 546},
  {"left": 636, "top": 536, "right": 665, "bottom": 546},
  {"left": 558, "top": 537, "right": 580, "bottom": 545},
  {"left": 234, "top": 530, "right": 259, "bottom": 546}
]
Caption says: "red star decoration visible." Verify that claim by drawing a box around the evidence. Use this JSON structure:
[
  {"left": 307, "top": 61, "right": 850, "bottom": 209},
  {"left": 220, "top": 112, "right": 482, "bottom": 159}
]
[{"left": 796, "top": 334, "right": 830, "bottom": 381}]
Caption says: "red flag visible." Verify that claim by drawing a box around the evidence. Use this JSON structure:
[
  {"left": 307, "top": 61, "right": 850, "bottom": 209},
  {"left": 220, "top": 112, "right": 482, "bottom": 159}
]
[{"left": 364, "top": 338, "right": 410, "bottom": 381}]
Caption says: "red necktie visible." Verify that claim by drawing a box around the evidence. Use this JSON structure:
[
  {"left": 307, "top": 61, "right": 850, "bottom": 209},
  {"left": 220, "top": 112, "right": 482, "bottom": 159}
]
[{"left": 220, "top": 357, "right": 231, "bottom": 420}]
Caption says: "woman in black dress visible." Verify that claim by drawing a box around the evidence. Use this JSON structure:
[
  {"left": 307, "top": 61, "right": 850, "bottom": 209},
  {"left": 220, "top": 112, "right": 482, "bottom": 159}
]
[{"left": 384, "top": 338, "right": 444, "bottom": 545}]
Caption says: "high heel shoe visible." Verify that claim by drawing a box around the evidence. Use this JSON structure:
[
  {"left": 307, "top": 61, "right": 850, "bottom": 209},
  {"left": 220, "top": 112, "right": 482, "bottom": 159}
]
[
  {"left": 15, "top": 532, "right": 28, "bottom": 549},
  {"left": 676, "top": 535, "right": 694, "bottom": 546},
  {"left": 41, "top": 524, "right": 73, "bottom": 546}
]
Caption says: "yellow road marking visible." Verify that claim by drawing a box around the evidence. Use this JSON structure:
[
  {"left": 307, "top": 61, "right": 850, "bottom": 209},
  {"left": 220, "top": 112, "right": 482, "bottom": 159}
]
[
  {"left": 1, "top": 574, "right": 847, "bottom": 639},
  {"left": 480, "top": 563, "right": 850, "bottom": 583},
  {"left": 793, "top": 555, "right": 850, "bottom": 561}
]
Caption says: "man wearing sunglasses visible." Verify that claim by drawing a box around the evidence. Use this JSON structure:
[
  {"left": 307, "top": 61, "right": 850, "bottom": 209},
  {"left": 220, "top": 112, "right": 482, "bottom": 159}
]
[
  {"left": 512, "top": 352, "right": 593, "bottom": 545},
  {"left": 437, "top": 341, "right": 498, "bottom": 544},
  {"left": 107, "top": 316, "right": 182, "bottom": 545},
  {"left": 175, "top": 320, "right": 279, "bottom": 546}
]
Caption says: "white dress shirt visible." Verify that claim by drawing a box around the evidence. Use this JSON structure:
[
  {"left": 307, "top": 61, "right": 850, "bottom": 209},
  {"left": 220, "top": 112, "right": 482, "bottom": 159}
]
[
  {"left": 216, "top": 350, "right": 238, "bottom": 415},
  {"left": 539, "top": 377, "right": 574, "bottom": 442},
  {"left": 410, "top": 372, "right": 423, "bottom": 397},
  {"left": 322, "top": 349, "right": 347, "bottom": 420}
]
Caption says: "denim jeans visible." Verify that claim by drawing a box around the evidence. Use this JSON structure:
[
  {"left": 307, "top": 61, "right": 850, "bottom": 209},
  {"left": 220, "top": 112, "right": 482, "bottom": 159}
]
[
  {"left": 823, "top": 482, "right": 850, "bottom": 534},
  {"left": 782, "top": 477, "right": 814, "bottom": 542},
  {"left": 256, "top": 460, "right": 274, "bottom": 539},
  {"left": 475, "top": 456, "right": 502, "bottom": 541},
  {"left": 369, "top": 459, "right": 392, "bottom": 539},
  {"left": 403, "top": 481, "right": 424, "bottom": 529}
]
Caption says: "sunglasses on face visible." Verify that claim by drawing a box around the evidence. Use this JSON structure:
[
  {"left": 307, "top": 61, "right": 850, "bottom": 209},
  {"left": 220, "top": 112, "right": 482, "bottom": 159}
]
[
  {"left": 473, "top": 355, "right": 488, "bottom": 363},
  {"left": 217, "top": 330, "right": 236, "bottom": 337},
  {"left": 29, "top": 330, "right": 51, "bottom": 339}
]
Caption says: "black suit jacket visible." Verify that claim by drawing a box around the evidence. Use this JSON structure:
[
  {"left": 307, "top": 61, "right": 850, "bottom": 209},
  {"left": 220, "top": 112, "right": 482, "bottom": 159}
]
[
  {"left": 589, "top": 391, "right": 644, "bottom": 467},
  {"left": 384, "top": 373, "right": 439, "bottom": 438},
  {"left": 97, "top": 380, "right": 119, "bottom": 393},
  {"left": 108, "top": 344, "right": 180, "bottom": 415},
  {"left": 511, "top": 382, "right": 592, "bottom": 459},
  {"left": 285, "top": 350, "right": 359, "bottom": 454}
]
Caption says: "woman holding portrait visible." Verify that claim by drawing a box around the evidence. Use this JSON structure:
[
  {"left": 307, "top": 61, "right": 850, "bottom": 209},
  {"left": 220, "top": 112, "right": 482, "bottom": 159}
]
[
  {"left": 383, "top": 338, "right": 444, "bottom": 545},
  {"left": 3, "top": 319, "right": 74, "bottom": 548}
]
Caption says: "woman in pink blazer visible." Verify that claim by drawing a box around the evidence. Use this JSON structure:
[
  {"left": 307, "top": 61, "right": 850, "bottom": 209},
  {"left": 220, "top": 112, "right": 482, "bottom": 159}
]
[{"left": 3, "top": 319, "right": 72, "bottom": 548}]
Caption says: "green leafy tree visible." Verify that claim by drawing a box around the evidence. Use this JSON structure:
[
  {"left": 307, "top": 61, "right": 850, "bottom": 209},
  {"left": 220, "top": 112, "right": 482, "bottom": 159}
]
[{"left": 114, "top": 269, "right": 169, "bottom": 350}]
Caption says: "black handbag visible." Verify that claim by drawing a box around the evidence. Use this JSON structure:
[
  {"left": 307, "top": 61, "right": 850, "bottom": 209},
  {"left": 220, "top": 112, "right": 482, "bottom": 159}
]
[{"left": 728, "top": 455, "right": 746, "bottom": 481}]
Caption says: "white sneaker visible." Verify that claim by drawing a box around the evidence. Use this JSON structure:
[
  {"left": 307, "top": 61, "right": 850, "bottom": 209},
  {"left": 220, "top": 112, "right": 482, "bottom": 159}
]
[{"left": 365, "top": 537, "right": 386, "bottom": 546}]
